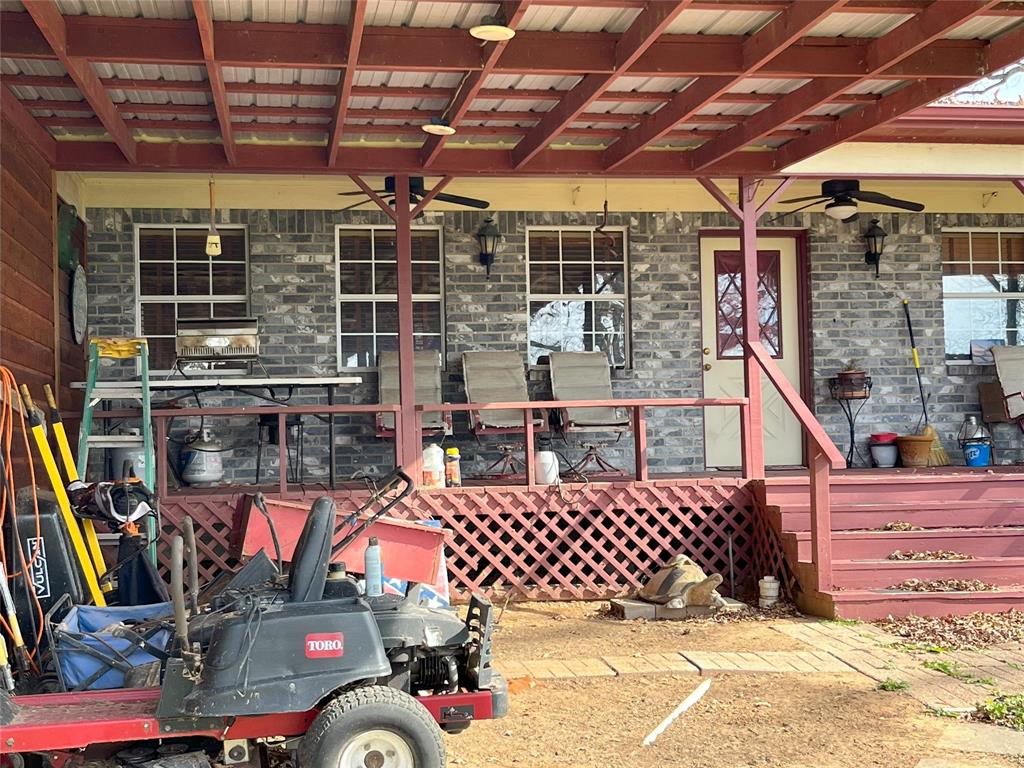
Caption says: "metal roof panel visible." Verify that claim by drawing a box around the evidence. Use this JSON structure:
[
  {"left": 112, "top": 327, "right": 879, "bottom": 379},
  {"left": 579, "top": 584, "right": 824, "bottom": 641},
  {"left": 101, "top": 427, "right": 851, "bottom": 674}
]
[
  {"left": 731, "top": 78, "right": 809, "bottom": 94},
  {"left": 665, "top": 9, "right": 777, "bottom": 36},
  {"left": 518, "top": 4, "right": 640, "bottom": 33},
  {"left": 806, "top": 12, "right": 913, "bottom": 38},
  {"left": 2, "top": 58, "right": 67, "bottom": 76},
  {"left": 945, "top": 16, "right": 1024, "bottom": 40}
]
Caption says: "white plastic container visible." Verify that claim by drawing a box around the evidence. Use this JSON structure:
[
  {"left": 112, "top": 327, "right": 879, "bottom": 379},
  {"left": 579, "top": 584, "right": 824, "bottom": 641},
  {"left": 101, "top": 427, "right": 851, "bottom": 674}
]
[
  {"left": 181, "top": 428, "right": 224, "bottom": 486},
  {"left": 758, "top": 576, "right": 780, "bottom": 609},
  {"left": 364, "top": 536, "right": 383, "bottom": 598},
  {"left": 869, "top": 443, "right": 898, "bottom": 468},
  {"left": 535, "top": 438, "right": 560, "bottom": 485},
  {"left": 422, "top": 444, "right": 445, "bottom": 489}
]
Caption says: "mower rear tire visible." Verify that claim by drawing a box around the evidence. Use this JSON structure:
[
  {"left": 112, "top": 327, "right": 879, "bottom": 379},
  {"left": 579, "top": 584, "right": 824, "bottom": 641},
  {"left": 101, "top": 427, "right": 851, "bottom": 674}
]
[{"left": 298, "top": 685, "right": 446, "bottom": 768}]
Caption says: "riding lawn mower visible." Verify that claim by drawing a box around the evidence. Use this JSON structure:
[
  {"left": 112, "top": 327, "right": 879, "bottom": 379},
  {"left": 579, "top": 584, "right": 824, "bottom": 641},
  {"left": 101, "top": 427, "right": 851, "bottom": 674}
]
[{"left": 1, "top": 470, "right": 506, "bottom": 768}]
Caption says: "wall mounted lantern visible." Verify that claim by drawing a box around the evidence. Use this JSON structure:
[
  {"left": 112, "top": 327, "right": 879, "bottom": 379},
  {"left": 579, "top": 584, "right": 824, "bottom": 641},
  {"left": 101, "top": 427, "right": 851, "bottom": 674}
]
[
  {"left": 475, "top": 217, "right": 502, "bottom": 276},
  {"left": 863, "top": 218, "right": 887, "bottom": 278}
]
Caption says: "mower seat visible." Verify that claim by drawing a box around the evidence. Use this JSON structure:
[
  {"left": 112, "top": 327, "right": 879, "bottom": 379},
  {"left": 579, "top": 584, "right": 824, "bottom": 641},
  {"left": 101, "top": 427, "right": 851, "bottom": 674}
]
[{"left": 288, "top": 496, "right": 336, "bottom": 603}]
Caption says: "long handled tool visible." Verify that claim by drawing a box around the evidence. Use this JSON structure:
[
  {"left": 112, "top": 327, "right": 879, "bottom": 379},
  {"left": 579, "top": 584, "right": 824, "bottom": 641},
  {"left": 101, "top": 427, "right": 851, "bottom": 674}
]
[
  {"left": 901, "top": 299, "right": 949, "bottom": 466},
  {"left": 19, "top": 386, "right": 106, "bottom": 606},
  {"left": 0, "top": 563, "right": 30, "bottom": 677},
  {"left": 43, "top": 384, "right": 108, "bottom": 581}
]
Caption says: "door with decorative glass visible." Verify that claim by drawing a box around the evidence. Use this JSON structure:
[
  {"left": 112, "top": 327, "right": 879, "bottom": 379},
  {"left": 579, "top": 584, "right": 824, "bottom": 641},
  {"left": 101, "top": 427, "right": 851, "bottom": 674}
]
[{"left": 700, "top": 235, "right": 803, "bottom": 469}]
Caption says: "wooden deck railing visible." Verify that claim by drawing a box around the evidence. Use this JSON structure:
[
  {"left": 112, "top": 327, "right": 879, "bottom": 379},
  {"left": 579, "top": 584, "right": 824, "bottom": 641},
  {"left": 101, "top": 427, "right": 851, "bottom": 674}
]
[
  {"left": 417, "top": 398, "right": 749, "bottom": 484},
  {"left": 749, "top": 341, "right": 846, "bottom": 591}
]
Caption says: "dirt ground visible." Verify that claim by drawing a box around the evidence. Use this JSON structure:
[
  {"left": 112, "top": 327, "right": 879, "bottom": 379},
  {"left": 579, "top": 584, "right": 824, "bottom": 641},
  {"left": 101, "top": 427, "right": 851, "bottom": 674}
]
[
  {"left": 445, "top": 601, "right": 1023, "bottom": 768},
  {"left": 448, "top": 673, "right": 1020, "bottom": 768},
  {"left": 490, "top": 601, "right": 808, "bottom": 659}
]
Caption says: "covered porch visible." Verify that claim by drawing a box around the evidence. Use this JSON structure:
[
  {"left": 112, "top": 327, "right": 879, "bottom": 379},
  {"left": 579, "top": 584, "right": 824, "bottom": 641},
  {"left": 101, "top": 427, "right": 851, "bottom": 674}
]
[{"left": 3, "top": 0, "right": 1024, "bottom": 619}]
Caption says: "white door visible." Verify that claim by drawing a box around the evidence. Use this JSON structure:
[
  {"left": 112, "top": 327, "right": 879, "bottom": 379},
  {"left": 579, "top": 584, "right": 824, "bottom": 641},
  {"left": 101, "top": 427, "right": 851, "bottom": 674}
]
[{"left": 700, "top": 236, "right": 803, "bottom": 469}]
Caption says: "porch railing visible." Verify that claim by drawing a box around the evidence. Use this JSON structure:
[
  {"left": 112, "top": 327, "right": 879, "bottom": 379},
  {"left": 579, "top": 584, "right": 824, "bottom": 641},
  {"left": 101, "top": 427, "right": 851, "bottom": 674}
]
[{"left": 748, "top": 341, "right": 846, "bottom": 591}]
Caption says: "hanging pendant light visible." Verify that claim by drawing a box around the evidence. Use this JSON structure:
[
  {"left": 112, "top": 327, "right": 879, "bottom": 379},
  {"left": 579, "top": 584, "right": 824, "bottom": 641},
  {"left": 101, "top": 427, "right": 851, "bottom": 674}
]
[
  {"left": 470, "top": 14, "right": 517, "bottom": 42},
  {"left": 421, "top": 117, "right": 456, "bottom": 136},
  {"left": 205, "top": 178, "right": 222, "bottom": 257}
]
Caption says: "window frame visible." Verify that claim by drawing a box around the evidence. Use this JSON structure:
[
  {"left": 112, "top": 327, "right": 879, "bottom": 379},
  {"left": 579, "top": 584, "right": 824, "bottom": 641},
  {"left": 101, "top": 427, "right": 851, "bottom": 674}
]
[
  {"left": 334, "top": 224, "right": 446, "bottom": 372},
  {"left": 132, "top": 223, "right": 251, "bottom": 374},
  {"left": 525, "top": 225, "right": 631, "bottom": 369},
  {"left": 941, "top": 227, "right": 1024, "bottom": 366}
]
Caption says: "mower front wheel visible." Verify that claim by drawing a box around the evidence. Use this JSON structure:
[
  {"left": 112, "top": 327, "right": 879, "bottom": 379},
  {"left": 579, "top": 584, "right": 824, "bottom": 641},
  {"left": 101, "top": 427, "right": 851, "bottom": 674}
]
[{"left": 298, "top": 686, "right": 446, "bottom": 768}]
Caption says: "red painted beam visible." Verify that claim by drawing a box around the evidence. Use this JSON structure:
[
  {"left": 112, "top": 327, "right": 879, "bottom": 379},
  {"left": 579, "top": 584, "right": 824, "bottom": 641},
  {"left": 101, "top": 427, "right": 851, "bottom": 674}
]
[
  {"left": 689, "top": 0, "right": 1003, "bottom": 171},
  {"left": 192, "top": 0, "right": 235, "bottom": 165},
  {"left": 511, "top": 1, "right": 695, "bottom": 168},
  {"left": 52, "top": 140, "right": 777, "bottom": 176},
  {"left": 420, "top": 0, "right": 531, "bottom": 167},
  {"left": 603, "top": 0, "right": 847, "bottom": 169},
  {"left": 776, "top": 16, "right": 1024, "bottom": 169},
  {"left": 1, "top": 86, "right": 57, "bottom": 165},
  {"left": 1014, "top": 179, "right": 1024, "bottom": 196},
  {"left": 0, "top": 12, "right": 991, "bottom": 80},
  {"left": 327, "top": 0, "right": 366, "bottom": 166},
  {"left": 20, "top": 1, "right": 136, "bottom": 163}
]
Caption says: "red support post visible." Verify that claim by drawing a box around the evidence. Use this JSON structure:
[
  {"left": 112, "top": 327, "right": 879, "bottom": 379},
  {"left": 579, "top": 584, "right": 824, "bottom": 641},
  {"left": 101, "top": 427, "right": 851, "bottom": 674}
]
[
  {"left": 633, "top": 405, "right": 648, "bottom": 482},
  {"left": 523, "top": 410, "right": 535, "bottom": 486},
  {"left": 155, "top": 415, "right": 168, "bottom": 499},
  {"left": 1013, "top": 179, "right": 1024, "bottom": 197},
  {"left": 739, "top": 176, "right": 765, "bottom": 480},
  {"left": 809, "top": 447, "right": 833, "bottom": 591},
  {"left": 394, "top": 174, "right": 420, "bottom": 485},
  {"left": 277, "top": 413, "right": 288, "bottom": 495}
]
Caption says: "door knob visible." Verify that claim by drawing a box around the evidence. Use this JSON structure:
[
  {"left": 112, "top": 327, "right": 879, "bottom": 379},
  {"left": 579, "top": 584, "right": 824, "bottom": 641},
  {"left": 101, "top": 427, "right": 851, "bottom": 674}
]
[
  {"left": 702, "top": 347, "right": 711, "bottom": 355},
  {"left": 703, "top": 363, "right": 712, "bottom": 371}
]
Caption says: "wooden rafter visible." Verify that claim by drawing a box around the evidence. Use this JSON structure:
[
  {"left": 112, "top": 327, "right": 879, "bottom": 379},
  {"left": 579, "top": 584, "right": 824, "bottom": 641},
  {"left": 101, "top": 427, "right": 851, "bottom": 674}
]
[
  {"left": 327, "top": 0, "right": 367, "bottom": 167},
  {"left": 689, "top": 0, "right": 1004, "bottom": 171},
  {"left": 20, "top": 1, "right": 136, "bottom": 163},
  {"left": 776, "top": 14, "right": 1024, "bottom": 169},
  {"left": 420, "top": 1, "right": 531, "bottom": 167},
  {"left": 509, "top": 0, "right": 695, "bottom": 168},
  {"left": 604, "top": 0, "right": 848, "bottom": 169},
  {"left": 191, "top": 1, "right": 235, "bottom": 165}
]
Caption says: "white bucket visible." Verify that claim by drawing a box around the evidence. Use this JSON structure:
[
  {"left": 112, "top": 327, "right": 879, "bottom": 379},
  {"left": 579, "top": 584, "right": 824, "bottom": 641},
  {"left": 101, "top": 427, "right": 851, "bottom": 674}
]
[
  {"left": 758, "top": 576, "right": 780, "bottom": 609},
  {"left": 535, "top": 450, "right": 560, "bottom": 485}
]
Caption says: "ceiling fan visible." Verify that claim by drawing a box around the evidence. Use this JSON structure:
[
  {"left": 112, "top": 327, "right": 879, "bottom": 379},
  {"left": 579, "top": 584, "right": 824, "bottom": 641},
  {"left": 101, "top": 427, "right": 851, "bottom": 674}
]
[
  {"left": 337, "top": 176, "right": 490, "bottom": 213},
  {"left": 778, "top": 179, "right": 924, "bottom": 222}
]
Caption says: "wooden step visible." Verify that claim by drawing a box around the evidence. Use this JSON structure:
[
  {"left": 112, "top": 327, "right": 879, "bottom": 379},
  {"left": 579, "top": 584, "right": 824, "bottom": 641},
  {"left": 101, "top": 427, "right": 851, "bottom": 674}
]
[
  {"left": 764, "top": 471, "right": 1024, "bottom": 508},
  {"left": 829, "top": 556, "right": 1024, "bottom": 590},
  {"left": 770, "top": 498, "right": 1024, "bottom": 533},
  {"left": 810, "top": 587, "right": 1024, "bottom": 621},
  {"left": 785, "top": 526, "right": 1024, "bottom": 561}
]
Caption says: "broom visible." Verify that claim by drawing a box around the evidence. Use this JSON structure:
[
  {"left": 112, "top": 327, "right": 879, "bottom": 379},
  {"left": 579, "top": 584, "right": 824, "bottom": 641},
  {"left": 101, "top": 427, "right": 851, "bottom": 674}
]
[{"left": 901, "top": 298, "right": 949, "bottom": 466}]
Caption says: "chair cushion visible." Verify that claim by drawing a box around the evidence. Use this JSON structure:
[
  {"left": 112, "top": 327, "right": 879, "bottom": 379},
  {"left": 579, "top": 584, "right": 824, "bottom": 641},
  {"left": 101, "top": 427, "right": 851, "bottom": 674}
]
[
  {"left": 993, "top": 345, "right": 1024, "bottom": 420},
  {"left": 462, "top": 351, "right": 530, "bottom": 429},
  {"left": 549, "top": 352, "right": 629, "bottom": 427},
  {"left": 378, "top": 351, "right": 445, "bottom": 429}
]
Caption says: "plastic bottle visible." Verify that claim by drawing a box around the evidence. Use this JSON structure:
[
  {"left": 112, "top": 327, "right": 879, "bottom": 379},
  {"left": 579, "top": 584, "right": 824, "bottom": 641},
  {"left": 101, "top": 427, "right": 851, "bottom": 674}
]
[
  {"left": 535, "top": 436, "right": 560, "bottom": 485},
  {"left": 422, "top": 444, "right": 445, "bottom": 489},
  {"left": 445, "top": 447, "right": 462, "bottom": 487},
  {"left": 364, "top": 538, "right": 383, "bottom": 598}
]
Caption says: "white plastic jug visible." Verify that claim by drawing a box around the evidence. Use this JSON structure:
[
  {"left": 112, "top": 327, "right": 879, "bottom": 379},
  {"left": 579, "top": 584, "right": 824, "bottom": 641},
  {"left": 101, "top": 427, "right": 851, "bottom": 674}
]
[
  {"left": 535, "top": 440, "right": 560, "bottom": 485},
  {"left": 422, "top": 444, "right": 445, "bottom": 489}
]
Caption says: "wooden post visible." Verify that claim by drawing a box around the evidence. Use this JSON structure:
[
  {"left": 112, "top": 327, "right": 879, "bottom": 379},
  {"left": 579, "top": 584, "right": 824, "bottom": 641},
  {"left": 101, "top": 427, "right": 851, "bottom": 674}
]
[
  {"left": 394, "top": 174, "right": 420, "bottom": 485},
  {"left": 155, "top": 415, "right": 168, "bottom": 499},
  {"left": 739, "top": 176, "right": 765, "bottom": 480},
  {"left": 277, "top": 412, "right": 288, "bottom": 496},
  {"left": 523, "top": 410, "right": 535, "bottom": 486},
  {"left": 633, "top": 405, "right": 648, "bottom": 482},
  {"left": 809, "top": 446, "right": 832, "bottom": 591}
]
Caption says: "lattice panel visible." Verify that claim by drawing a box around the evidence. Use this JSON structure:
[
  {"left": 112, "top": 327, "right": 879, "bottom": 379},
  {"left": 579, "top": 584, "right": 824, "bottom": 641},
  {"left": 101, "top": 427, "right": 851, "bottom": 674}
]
[
  {"left": 749, "top": 497, "right": 798, "bottom": 602},
  {"left": 159, "top": 481, "right": 755, "bottom": 602},
  {"left": 159, "top": 498, "right": 239, "bottom": 583}
]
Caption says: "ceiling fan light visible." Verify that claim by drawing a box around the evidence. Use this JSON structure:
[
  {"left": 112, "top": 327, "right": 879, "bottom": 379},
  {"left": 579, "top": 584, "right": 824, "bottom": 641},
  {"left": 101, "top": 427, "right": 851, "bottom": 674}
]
[
  {"left": 469, "top": 18, "right": 516, "bottom": 42},
  {"left": 422, "top": 118, "right": 456, "bottom": 136},
  {"left": 825, "top": 200, "right": 858, "bottom": 221}
]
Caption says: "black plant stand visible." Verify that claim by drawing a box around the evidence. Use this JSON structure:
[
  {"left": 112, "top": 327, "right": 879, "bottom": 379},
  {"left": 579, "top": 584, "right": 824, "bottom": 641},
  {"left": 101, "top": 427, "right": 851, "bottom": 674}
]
[{"left": 828, "top": 376, "right": 872, "bottom": 467}]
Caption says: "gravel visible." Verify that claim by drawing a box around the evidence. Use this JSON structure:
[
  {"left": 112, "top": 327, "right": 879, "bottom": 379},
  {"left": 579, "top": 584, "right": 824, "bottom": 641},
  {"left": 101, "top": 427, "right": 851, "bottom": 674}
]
[{"left": 878, "top": 609, "right": 1024, "bottom": 649}]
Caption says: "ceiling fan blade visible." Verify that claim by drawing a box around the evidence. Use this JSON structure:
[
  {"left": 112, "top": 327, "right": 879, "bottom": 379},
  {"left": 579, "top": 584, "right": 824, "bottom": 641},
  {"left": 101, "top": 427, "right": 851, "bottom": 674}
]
[
  {"left": 431, "top": 191, "right": 491, "bottom": 209},
  {"left": 338, "top": 189, "right": 386, "bottom": 197},
  {"left": 338, "top": 198, "right": 374, "bottom": 212},
  {"left": 778, "top": 195, "right": 828, "bottom": 205},
  {"left": 850, "top": 190, "right": 924, "bottom": 212}
]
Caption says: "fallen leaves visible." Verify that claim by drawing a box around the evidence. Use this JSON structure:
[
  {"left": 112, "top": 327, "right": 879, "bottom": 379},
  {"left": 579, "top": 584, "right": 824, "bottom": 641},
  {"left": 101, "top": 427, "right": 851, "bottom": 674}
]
[
  {"left": 878, "top": 521, "right": 925, "bottom": 531},
  {"left": 878, "top": 609, "right": 1024, "bottom": 650},
  {"left": 888, "top": 578, "right": 998, "bottom": 593},
  {"left": 886, "top": 550, "right": 975, "bottom": 561}
]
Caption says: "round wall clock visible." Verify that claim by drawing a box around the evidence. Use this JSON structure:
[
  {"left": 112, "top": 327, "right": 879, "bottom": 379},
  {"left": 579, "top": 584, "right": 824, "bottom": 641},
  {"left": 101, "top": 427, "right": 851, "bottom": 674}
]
[{"left": 70, "top": 263, "right": 88, "bottom": 345}]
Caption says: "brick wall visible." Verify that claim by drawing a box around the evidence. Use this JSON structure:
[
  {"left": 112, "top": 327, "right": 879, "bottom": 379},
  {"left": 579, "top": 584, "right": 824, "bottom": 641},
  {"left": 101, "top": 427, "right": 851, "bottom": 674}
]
[{"left": 84, "top": 206, "right": 1023, "bottom": 485}]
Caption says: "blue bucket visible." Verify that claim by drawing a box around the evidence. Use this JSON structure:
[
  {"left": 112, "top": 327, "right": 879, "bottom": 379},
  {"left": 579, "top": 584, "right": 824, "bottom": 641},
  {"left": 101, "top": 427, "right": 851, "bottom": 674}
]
[{"left": 963, "top": 442, "right": 992, "bottom": 467}]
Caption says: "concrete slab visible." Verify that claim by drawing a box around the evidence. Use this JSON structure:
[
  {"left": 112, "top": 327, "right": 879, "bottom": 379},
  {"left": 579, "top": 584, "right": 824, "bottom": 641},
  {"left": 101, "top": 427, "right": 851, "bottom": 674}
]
[{"left": 937, "top": 721, "right": 1024, "bottom": 756}]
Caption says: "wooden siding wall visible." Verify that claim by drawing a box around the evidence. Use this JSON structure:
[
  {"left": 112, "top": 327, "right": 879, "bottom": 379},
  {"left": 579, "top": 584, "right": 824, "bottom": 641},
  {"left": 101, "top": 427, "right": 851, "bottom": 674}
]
[{"left": 1, "top": 111, "right": 56, "bottom": 484}]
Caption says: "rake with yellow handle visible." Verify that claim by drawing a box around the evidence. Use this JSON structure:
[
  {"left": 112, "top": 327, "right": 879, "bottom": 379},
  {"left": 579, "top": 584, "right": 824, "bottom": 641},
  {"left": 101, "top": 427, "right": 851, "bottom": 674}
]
[
  {"left": 901, "top": 299, "right": 950, "bottom": 467},
  {"left": 19, "top": 386, "right": 106, "bottom": 606}
]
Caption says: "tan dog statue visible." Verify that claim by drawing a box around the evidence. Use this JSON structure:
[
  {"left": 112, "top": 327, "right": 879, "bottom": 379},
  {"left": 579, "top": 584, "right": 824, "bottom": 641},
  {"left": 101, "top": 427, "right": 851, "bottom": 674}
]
[{"left": 638, "top": 554, "right": 725, "bottom": 609}]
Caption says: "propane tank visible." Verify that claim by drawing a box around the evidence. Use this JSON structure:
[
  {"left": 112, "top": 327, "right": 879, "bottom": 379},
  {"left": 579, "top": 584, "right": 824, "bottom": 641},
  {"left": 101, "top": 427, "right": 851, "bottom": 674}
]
[
  {"left": 535, "top": 436, "right": 560, "bottom": 485},
  {"left": 110, "top": 428, "right": 147, "bottom": 480},
  {"left": 180, "top": 428, "right": 224, "bottom": 487}
]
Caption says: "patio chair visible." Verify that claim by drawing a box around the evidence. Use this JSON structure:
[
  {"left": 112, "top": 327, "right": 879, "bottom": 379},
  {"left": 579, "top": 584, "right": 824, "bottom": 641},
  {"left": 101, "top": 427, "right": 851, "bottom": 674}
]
[
  {"left": 376, "top": 351, "right": 452, "bottom": 437},
  {"left": 993, "top": 345, "right": 1024, "bottom": 424},
  {"left": 549, "top": 351, "right": 630, "bottom": 475},
  {"left": 462, "top": 351, "right": 544, "bottom": 476}
]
